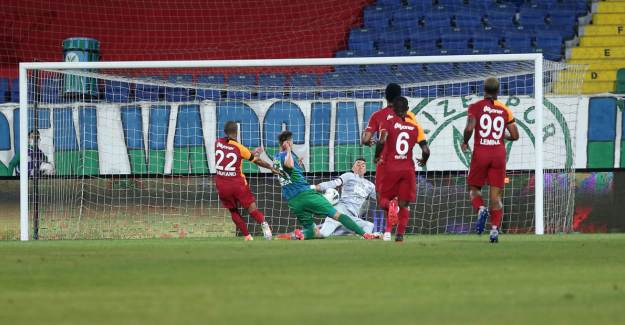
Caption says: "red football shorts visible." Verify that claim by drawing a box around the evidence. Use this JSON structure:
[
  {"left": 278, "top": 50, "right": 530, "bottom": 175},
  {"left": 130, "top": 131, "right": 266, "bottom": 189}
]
[
  {"left": 215, "top": 179, "right": 256, "bottom": 209},
  {"left": 467, "top": 150, "right": 506, "bottom": 189},
  {"left": 380, "top": 168, "right": 416, "bottom": 203}
]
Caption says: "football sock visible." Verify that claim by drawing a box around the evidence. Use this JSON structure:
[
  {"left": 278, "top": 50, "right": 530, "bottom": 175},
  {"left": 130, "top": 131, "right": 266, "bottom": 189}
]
[
  {"left": 396, "top": 207, "right": 409, "bottom": 236},
  {"left": 302, "top": 225, "right": 317, "bottom": 239},
  {"left": 249, "top": 209, "right": 265, "bottom": 223},
  {"left": 337, "top": 214, "right": 365, "bottom": 235},
  {"left": 490, "top": 208, "right": 503, "bottom": 228},
  {"left": 229, "top": 210, "right": 249, "bottom": 236},
  {"left": 471, "top": 195, "right": 485, "bottom": 212}
]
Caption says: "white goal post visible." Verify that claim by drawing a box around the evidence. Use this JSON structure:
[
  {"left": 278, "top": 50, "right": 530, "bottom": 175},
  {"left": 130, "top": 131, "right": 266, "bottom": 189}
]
[{"left": 18, "top": 53, "right": 574, "bottom": 240}]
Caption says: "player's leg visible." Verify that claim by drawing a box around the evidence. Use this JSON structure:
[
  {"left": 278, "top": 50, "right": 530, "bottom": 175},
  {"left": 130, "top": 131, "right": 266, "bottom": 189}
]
[
  {"left": 355, "top": 218, "right": 375, "bottom": 234},
  {"left": 243, "top": 198, "right": 272, "bottom": 240},
  {"left": 229, "top": 208, "right": 252, "bottom": 240},
  {"left": 287, "top": 192, "right": 322, "bottom": 240},
  {"left": 487, "top": 158, "right": 506, "bottom": 243},
  {"left": 216, "top": 183, "right": 253, "bottom": 240},
  {"left": 380, "top": 170, "right": 400, "bottom": 240},
  {"left": 301, "top": 190, "right": 370, "bottom": 238},
  {"left": 394, "top": 171, "right": 416, "bottom": 242},
  {"left": 318, "top": 217, "right": 342, "bottom": 237},
  {"left": 467, "top": 156, "right": 489, "bottom": 234},
  {"left": 375, "top": 164, "right": 396, "bottom": 235}
]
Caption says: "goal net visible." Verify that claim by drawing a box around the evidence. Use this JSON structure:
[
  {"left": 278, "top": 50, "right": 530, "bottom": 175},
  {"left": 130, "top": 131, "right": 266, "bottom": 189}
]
[{"left": 16, "top": 55, "right": 585, "bottom": 240}]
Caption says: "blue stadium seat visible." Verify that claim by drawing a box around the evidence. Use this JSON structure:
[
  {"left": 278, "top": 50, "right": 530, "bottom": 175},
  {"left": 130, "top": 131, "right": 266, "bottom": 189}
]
[
  {"left": 503, "top": 32, "right": 533, "bottom": 53},
  {"left": 0, "top": 78, "right": 8, "bottom": 104},
  {"left": 319, "top": 73, "right": 349, "bottom": 99},
  {"left": 165, "top": 74, "right": 192, "bottom": 102},
  {"left": 409, "top": 32, "right": 440, "bottom": 51},
  {"left": 484, "top": 9, "right": 517, "bottom": 30},
  {"left": 11, "top": 79, "right": 19, "bottom": 103},
  {"left": 457, "top": 62, "right": 486, "bottom": 74},
  {"left": 377, "top": 39, "right": 408, "bottom": 55},
  {"left": 517, "top": 8, "right": 548, "bottom": 29},
  {"left": 375, "top": 0, "right": 403, "bottom": 10},
  {"left": 334, "top": 65, "right": 362, "bottom": 74},
  {"left": 421, "top": 11, "right": 452, "bottom": 29},
  {"left": 289, "top": 74, "right": 317, "bottom": 100},
  {"left": 350, "top": 40, "right": 375, "bottom": 54},
  {"left": 335, "top": 50, "right": 356, "bottom": 58},
  {"left": 397, "top": 64, "right": 425, "bottom": 74},
  {"left": 406, "top": 0, "right": 432, "bottom": 11},
  {"left": 41, "top": 76, "right": 62, "bottom": 103},
  {"left": 453, "top": 13, "right": 485, "bottom": 31},
  {"left": 104, "top": 80, "right": 130, "bottom": 103},
  {"left": 258, "top": 74, "right": 286, "bottom": 100},
  {"left": 366, "top": 64, "right": 392, "bottom": 74},
  {"left": 441, "top": 32, "right": 471, "bottom": 49},
  {"left": 472, "top": 33, "right": 502, "bottom": 52},
  {"left": 392, "top": 8, "right": 420, "bottom": 29},
  {"left": 363, "top": 6, "right": 392, "bottom": 30},
  {"left": 409, "top": 86, "right": 438, "bottom": 98},
  {"left": 227, "top": 74, "right": 256, "bottom": 100},
  {"left": 443, "top": 83, "right": 472, "bottom": 97},
  {"left": 135, "top": 77, "right": 162, "bottom": 102},
  {"left": 349, "top": 29, "right": 376, "bottom": 44},
  {"left": 196, "top": 74, "right": 225, "bottom": 100}
]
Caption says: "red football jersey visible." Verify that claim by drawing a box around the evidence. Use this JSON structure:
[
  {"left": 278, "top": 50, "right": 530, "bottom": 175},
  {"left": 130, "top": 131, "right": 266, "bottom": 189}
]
[
  {"left": 467, "top": 99, "right": 515, "bottom": 152},
  {"left": 214, "top": 137, "right": 254, "bottom": 184},
  {"left": 379, "top": 115, "right": 426, "bottom": 171},
  {"left": 365, "top": 105, "right": 395, "bottom": 134}
]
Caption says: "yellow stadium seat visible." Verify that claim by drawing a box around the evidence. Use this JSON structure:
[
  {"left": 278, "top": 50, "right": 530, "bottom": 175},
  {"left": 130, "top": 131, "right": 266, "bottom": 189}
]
[
  {"left": 580, "top": 36, "right": 625, "bottom": 47},
  {"left": 571, "top": 47, "right": 625, "bottom": 59},
  {"left": 583, "top": 25, "right": 625, "bottom": 36},
  {"left": 597, "top": 1, "right": 625, "bottom": 13},
  {"left": 593, "top": 13, "right": 625, "bottom": 25}
]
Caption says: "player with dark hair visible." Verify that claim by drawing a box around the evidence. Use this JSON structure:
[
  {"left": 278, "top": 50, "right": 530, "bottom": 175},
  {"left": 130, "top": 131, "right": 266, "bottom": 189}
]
[
  {"left": 273, "top": 131, "right": 377, "bottom": 240},
  {"left": 8, "top": 130, "right": 52, "bottom": 176},
  {"left": 375, "top": 96, "right": 430, "bottom": 242},
  {"left": 214, "top": 121, "right": 280, "bottom": 240},
  {"left": 361, "top": 83, "right": 424, "bottom": 240},
  {"left": 461, "top": 77, "right": 519, "bottom": 243},
  {"left": 312, "top": 157, "right": 377, "bottom": 237}
]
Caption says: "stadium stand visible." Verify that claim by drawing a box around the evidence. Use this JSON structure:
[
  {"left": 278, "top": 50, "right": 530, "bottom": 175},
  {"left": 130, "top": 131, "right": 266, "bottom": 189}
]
[
  {"left": 0, "top": 0, "right": 593, "bottom": 100},
  {"left": 570, "top": 0, "right": 625, "bottom": 93}
]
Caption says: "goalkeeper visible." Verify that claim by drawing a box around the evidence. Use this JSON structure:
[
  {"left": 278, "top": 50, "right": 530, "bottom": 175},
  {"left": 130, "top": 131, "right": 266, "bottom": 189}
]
[
  {"left": 312, "top": 158, "right": 376, "bottom": 237},
  {"left": 273, "top": 131, "right": 376, "bottom": 240}
]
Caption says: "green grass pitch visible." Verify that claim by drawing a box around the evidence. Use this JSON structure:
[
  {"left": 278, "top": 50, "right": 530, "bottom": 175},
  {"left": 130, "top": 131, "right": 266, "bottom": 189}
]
[{"left": 1, "top": 234, "right": 625, "bottom": 325}]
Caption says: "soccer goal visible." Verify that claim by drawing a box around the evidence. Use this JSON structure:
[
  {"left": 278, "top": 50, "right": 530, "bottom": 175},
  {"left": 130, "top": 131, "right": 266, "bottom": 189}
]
[{"left": 17, "top": 54, "right": 585, "bottom": 240}]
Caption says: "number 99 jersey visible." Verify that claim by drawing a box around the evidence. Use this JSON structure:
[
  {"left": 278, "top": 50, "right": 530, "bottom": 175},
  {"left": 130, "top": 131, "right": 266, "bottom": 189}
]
[{"left": 467, "top": 99, "right": 515, "bottom": 153}]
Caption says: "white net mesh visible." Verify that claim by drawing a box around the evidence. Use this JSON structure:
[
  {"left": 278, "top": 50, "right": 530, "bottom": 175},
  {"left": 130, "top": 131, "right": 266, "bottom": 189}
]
[{"left": 15, "top": 57, "right": 584, "bottom": 239}]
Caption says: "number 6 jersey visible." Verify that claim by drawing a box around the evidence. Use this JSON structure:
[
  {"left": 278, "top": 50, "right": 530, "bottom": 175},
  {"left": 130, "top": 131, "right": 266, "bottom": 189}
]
[
  {"left": 379, "top": 115, "right": 426, "bottom": 172},
  {"left": 467, "top": 99, "right": 515, "bottom": 153}
]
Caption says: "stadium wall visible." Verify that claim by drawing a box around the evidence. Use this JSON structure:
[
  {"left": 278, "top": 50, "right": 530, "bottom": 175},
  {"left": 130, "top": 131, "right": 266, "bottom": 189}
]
[{"left": 0, "top": 95, "right": 592, "bottom": 176}]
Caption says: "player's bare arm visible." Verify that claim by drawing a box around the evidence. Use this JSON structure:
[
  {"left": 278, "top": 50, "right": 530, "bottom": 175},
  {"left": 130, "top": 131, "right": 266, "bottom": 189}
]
[
  {"left": 374, "top": 130, "right": 388, "bottom": 163},
  {"left": 417, "top": 141, "right": 430, "bottom": 167},
  {"left": 462, "top": 116, "right": 476, "bottom": 152},
  {"left": 361, "top": 130, "right": 374, "bottom": 146},
  {"left": 505, "top": 121, "right": 520, "bottom": 141},
  {"left": 283, "top": 141, "right": 294, "bottom": 169},
  {"left": 252, "top": 157, "right": 281, "bottom": 175}
]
